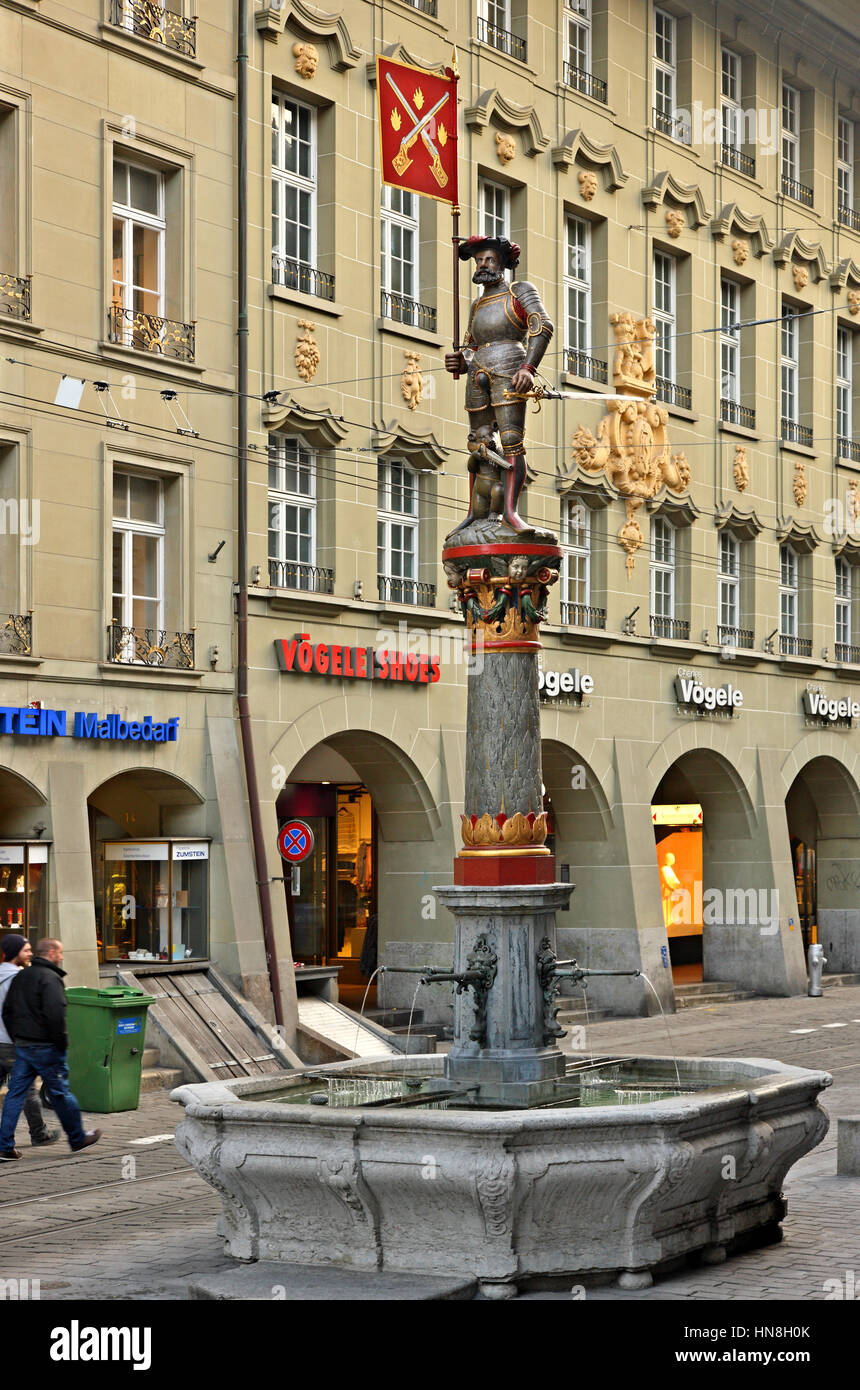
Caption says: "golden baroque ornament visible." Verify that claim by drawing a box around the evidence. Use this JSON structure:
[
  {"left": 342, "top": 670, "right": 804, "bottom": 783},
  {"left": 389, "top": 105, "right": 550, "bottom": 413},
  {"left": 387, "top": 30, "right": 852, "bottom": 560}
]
[
  {"left": 461, "top": 810, "right": 548, "bottom": 849},
  {"left": 609, "top": 312, "right": 656, "bottom": 395},
  {"left": 848, "top": 479, "right": 859, "bottom": 526},
  {"left": 848, "top": 291, "right": 860, "bottom": 317},
  {"left": 295, "top": 320, "right": 320, "bottom": 383},
  {"left": 792, "top": 263, "right": 809, "bottom": 291},
  {"left": 733, "top": 444, "right": 749, "bottom": 493},
  {"left": 578, "top": 169, "right": 598, "bottom": 202},
  {"left": 731, "top": 238, "right": 749, "bottom": 266},
  {"left": 618, "top": 499, "right": 644, "bottom": 578},
  {"left": 292, "top": 42, "right": 319, "bottom": 79},
  {"left": 495, "top": 131, "right": 516, "bottom": 166},
  {"left": 665, "top": 209, "right": 685, "bottom": 239},
  {"left": 793, "top": 459, "right": 807, "bottom": 508},
  {"left": 401, "top": 351, "right": 424, "bottom": 411}
]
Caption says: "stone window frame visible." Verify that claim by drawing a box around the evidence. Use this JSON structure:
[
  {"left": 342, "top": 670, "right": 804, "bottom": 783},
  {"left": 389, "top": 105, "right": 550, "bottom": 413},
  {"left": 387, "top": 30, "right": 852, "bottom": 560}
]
[
  {"left": 0, "top": 425, "right": 34, "bottom": 620},
  {"left": 377, "top": 457, "right": 421, "bottom": 603},
  {"left": 380, "top": 186, "right": 421, "bottom": 307},
  {"left": 266, "top": 434, "right": 318, "bottom": 587},
  {"left": 271, "top": 90, "right": 318, "bottom": 288},
  {"left": 837, "top": 114, "right": 855, "bottom": 214},
  {"left": 564, "top": 213, "right": 591, "bottom": 357},
  {"left": 111, "top": 469, "right": 167, "bottom": 642},
  {"left": 0, "top": 84, "right": 33, "bottom": 316}
]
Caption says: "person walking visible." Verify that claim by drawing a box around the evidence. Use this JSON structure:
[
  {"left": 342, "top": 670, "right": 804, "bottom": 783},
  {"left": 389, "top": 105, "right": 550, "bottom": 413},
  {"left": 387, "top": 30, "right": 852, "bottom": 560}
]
[
  {"left": 0, "top": 934, "right": 59, "bottom": 1150},
  {"left": 0, "top": 938, "right": 100, "bottom": 1160}
]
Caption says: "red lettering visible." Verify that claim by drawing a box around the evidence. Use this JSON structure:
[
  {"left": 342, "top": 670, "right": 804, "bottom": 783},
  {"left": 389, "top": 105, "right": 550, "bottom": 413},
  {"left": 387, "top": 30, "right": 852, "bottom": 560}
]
[
  {"left": 377, "top": 651, "right": 390, "bottom": 680},
  {"left": 314, "top": 643, "right": 329, "bottom": 674},
  {"left": 429, "top": 656, "right": 441, "bottom": 683},
  {"left": 297, "top": 641, "right": 313, "bottom": 672},
  {"left": 344, "top": 646, "right": 355, "bottom": 677},
  {"left": 277, "top": 639, "right": 298, "bottom": 671},
  {"left": 418, "top": 655, "right": 429, "bottom": 683},
  {"left": 331, "top": 645, "right": 342, "bottom": 675},
  {"left": 404, "top": 654, "right": 419, "bottom": 682},
  {"left": 356, "top": 647, "right": 367, "bottom": 678},
  {"left": 389, "top": 653, "right": 404, "bottom": 681}
]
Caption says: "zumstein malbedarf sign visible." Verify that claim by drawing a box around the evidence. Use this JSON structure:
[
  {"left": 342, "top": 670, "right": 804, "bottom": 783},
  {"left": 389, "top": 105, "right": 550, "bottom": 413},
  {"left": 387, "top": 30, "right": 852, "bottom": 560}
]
[
  {"left": 275, "top": 634, "right": 441, "bottom": 686},
  {"left": 673, "top": 674, "right": 743, "bottom": 717},
  {"left": 0, "top": 707, "right": 179, "bottom": 742},
  {"left": 803, "top": 687, "right": 860, "bottom": 726}
]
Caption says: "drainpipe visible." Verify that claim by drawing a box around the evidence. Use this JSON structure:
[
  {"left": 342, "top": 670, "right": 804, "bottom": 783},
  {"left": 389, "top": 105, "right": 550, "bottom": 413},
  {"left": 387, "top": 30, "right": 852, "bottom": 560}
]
[{"left": 236, "top": 0, "right": 285, "bottom": 1030}]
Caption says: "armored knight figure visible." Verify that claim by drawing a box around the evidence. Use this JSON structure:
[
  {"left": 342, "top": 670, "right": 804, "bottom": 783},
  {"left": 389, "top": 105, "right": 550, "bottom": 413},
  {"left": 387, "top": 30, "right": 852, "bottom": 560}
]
[{"left": 445, "top": 236, "right": 553, "bottom": 532}]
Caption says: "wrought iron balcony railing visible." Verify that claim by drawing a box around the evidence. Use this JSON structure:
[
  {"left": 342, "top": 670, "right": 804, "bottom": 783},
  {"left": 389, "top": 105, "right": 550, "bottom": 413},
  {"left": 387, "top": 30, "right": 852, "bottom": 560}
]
[
  {"left": 561, "top": 602, "right": 606, "bottom": 630},
  {"left": 268, "top": 560, "right": 334, "bottom": 594},
  {"left": 476, "top": 16, "right": 527, "bottom": 63},
  {"left": 838, "top": 204, "right": 860, "bottom": 233},
  {"left": 655, "top": 377, "right": 692, "bottom": 410},
  {"left": 108, "top": 622, "right": 195, "bottom": 668},
  {"left": 0, "top": 614, "right": 32, "bottom": 656},
  {"left": 720, "top": 398, "right": 756, "bottom": 430},
  {"left": 272, "top": 255, "right": 335, "bottom": 301},
  {"left": 380, "top": 290, "right": 437, "bottom": 334},
  {"left": 837, "top": 437, "right": 860, "bottom": 462},
  {"left": 781, "top": 418, "right": 813, "bottom": 449},
  {"left": 110, "top": 0, "right": 196, "bottom": 57},
  {"left": 719, "top": 144, "right": 756, "bottom": 179},
  {"left": 835, "top": 642, "right": 860, "bottom": 665},
  {"left": 781, "top": 175, "right": 813, "bottom": 207},
  {"left": 108, "top": 306, "right": 195, "bottom": 361},
  {"left": 651, "top": 615, "right": 690, "bottom": 641},
  {"left": 562, "top": 63, "right": 607, "bottom": 103},
  {"left": 377, "top": 575, "right": 436, "bottom": 608},
  {"left": 779, "top": 633, "right": 812, "bottom": 658},
  {"left": 717, "top": 625, "right": 754, "bottom": 650},
  {"left": 652, "top": 107, "right": 689, "bottom": 142},
  {"left": 565, "top": 350, "right": 608, "bottom": 384},
  {"left": 1, "top": 273, "right": 31, "bottom": 320}
]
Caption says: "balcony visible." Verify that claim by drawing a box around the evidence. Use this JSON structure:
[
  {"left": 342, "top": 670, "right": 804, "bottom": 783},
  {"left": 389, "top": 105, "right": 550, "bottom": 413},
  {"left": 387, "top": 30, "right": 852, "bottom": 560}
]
[
  {"left": 476, "top": 16, "right": 527, "bottom": 64},
  {"left": 781, "top": 175, "right": 813, "bottom": 207},
  {"left": 720, "top": 399, "right": 756, "bottom": 430},
  {"left": 377, "top": 575, "right": 436, "bottom": 608},
  {"left": 108, "top": 306, "right": 195, "bottom": 362},
  {"left": 110, "top": 0, "right": 196, "bottom": 58},
  {"left": 1, "top": 273, "right": 31, "bottom": 321},
  {"left": 779, "top": 634, "right": 812, "bottom": 658},
  {"left": 651, "top": 615, "right": 690, "bottom": 641},
  {"left": 655, "top": 377, "right": 692, "bottom": 411},
  {"left": 835, "top": 642, "right": 860, "bottom": 664},
  {"left": 380, "top": 290, "right": 437, "bottom": 334},
  {"left": 838, "top": 204, "right": 860, "bottom": 233},
  {"left": 561, "top": 602, "right": 606, "bottom": 630},
  {"left": 717, "top": 625, "right": 754, "bottom": 650},
  {"left": 652, "top": 107, "right": 689, "bottom": 143},
  {"left": 272, "top": 255, "right": 335, "bottom": 302},
  {"left": 108, "top": 622, "right": 195, "bottom": 668},
  {"left": 268, "top": 560, "right": 334, "bottom": 595},
  {"left": 838, "top": 437, "right": 860, "bottom": 463},
  {"left": 566, "top": 350, "right": 608, "bottom": 384},
  {"left": 563, "top": 63, "right": 607, "bottom": 104},
  {"left": 781, "top": 418, "right": 813, "bottom": 449},
  {"left": 720, "top": 144, "right": 756, "bottom": 179},
  {"left": 0, "top": 614, "right": 32, "bottom": 656}
]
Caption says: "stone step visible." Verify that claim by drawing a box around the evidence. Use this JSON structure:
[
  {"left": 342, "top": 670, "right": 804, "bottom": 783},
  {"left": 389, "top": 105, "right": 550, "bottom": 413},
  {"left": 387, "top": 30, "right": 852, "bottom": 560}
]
[
  {"left": 142, "top": 1047, "right": 160, "bottom": 1069},
  {"left": 675, "top": 990, "right": 756, "bottom": 1010},
  {"left": 673, "top": 980, "right": 739, "bottom": 997},
  {"left": 139, "top": 1066, "right": 184, "bottom": 1093},
  {"left": 822, "top": 972, "right": 860, "bottom": 989}
]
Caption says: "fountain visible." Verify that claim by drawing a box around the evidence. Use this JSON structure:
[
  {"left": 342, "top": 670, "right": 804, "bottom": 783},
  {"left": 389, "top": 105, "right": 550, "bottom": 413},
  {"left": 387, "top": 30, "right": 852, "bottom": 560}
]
[{"left": 173, "top": 252, "right": 830, "bottom": 1296}]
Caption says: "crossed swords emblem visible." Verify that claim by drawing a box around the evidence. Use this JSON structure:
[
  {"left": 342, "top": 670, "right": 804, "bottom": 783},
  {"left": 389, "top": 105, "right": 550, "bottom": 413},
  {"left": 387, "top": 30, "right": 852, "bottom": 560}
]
[{"left": 386, "top": 72, "right": 449, "bottom": 188}]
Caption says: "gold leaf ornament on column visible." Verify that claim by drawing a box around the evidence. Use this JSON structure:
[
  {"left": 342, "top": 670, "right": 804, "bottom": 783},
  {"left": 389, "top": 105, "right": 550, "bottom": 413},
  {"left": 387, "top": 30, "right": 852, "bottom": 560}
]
[
  {"left": 401, "top": 352, "right": 425, "bottom": 411},
  {"left": 295, "top": 320, "right": 320, "bottom": 383}
]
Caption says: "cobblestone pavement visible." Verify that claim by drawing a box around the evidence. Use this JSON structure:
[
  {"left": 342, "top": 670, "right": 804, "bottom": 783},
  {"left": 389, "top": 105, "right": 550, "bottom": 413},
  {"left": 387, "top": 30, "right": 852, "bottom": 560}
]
[{"left": 1, "top": 986, "right": 859, "bottom": 1301}]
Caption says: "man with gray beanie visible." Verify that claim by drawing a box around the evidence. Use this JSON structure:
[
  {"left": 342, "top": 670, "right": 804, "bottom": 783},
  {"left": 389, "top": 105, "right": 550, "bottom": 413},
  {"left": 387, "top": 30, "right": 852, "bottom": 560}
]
[{"left": 0, "top": 934, "right": 59, "bottom": 1151}]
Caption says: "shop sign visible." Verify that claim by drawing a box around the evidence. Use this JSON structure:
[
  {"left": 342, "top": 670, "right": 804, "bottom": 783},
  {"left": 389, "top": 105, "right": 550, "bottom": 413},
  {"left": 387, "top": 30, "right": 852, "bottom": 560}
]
[
  {"left": 0, "top": 707, "right": 179, "bottom": 742},
  {"left": 538, "top": 668, "right": 594, "bottom": 702},
  {"left": 803, "top": 686, "right": 860, "bottom": 726},
  {"left": 275, "top": 635, "right": 440, "bottom": 685},
  {"left": 172, "top": 843, "right": 209, "bottom": 860},
  {"left": 674, "top": 671, "right": 743, "bottom": 717}
]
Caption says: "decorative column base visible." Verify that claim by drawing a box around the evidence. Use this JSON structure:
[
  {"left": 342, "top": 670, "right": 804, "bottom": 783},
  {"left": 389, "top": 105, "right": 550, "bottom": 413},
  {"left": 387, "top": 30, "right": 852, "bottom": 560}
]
[{"left": 455, "top": 852, "right": 555, "bottom": 886}]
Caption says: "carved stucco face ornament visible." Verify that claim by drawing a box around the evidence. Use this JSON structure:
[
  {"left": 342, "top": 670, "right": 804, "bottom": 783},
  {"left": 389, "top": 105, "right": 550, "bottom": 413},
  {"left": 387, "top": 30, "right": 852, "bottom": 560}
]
[
  {"left": 848, "top": 290, "right": 860, "bottom": 317},
  {"left": 733, "top": 444, "right": 749, "bottom": 493},
  {"left": 665, "top": 209, "right": 685, "bottom": 239},
  {"left": 578, "top": 169, "right": 598, "bottom": 202},
  {"left": 732, "top": 238, "right": 749, "bottom": 267},
  {"left": 792, "top": 263, "right": 809, "bottom": 292},
  {"left": 495, "top": 131, "right": 516, "bottom": 166},
  {"left": 292, "top": 42, "right": 319, "bottom": 80}
]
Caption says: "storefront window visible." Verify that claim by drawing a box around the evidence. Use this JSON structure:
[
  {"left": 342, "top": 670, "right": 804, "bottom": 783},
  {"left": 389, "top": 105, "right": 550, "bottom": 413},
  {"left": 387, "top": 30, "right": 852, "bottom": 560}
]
[
  {"left": 0, "top": 844, "right": 48, "bottom": 942},
  {"left": 335, "top": 789, "right": 373, "bottom": 964},
  {"left": 100, "top": 840, "right": 209, "bottom": 963}
]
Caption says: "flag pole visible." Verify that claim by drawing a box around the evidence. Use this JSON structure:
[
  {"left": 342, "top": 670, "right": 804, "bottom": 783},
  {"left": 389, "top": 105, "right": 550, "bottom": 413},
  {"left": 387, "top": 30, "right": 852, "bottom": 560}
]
[{"left": 450, "top": 47, "right": 461, "bottom": 380}]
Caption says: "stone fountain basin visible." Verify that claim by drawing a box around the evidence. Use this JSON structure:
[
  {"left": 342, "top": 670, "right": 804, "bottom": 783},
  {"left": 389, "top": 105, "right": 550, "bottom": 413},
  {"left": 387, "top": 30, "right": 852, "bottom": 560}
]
[{"left": 172, "top": 1053, "right": 830, "bottom": 1292}]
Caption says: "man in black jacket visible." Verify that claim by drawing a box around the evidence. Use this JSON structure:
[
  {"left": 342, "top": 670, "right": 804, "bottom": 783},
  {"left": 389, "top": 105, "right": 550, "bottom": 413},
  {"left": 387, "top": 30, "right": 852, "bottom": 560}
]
[{"left": 0, "top": 939, "right": 101, "bottom": 1160}]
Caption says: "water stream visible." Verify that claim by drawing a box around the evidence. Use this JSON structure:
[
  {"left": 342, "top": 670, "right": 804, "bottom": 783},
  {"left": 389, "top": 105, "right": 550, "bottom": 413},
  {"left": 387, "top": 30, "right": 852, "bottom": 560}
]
[
  {"left": 353, "top": 966, "right": 382, "bottom": 1056},
  {"left": 402, "top": 981, "right": 424, "bottom": 1072},
  {"left": 639, "top": 972, "right": 682, "bottom": 1088}
]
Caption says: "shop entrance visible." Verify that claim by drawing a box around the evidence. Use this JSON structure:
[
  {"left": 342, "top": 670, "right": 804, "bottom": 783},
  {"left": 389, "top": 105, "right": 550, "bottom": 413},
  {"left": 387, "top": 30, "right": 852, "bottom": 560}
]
[
  {"left": 652, "top": 804, "right": 704, "bottom": 983},
  {"left": 277, "top": 781, "right": 377, "bottom": 1007},
  {"left": 786, "top": 755, "right": 860, "bottom": 964}
]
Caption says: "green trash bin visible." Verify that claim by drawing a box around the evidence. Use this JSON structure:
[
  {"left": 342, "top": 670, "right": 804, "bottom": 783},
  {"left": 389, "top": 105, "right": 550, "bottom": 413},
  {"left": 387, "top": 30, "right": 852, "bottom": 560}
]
[{"left": 66, "top": 986, "right": 155, "bottom": 1113}]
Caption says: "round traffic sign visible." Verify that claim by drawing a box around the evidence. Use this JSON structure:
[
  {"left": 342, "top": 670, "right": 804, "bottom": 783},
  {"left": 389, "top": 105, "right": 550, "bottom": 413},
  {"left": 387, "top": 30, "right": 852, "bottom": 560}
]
[{"left": 277, "top": 819, "right": 315, "bottom": 863}]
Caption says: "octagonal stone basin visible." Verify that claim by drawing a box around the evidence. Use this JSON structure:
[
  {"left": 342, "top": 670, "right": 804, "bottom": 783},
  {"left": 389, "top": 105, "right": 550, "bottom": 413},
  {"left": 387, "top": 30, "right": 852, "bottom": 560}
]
[{"left": 172, "top": 1052, "right": 830, "bottom": 1294}]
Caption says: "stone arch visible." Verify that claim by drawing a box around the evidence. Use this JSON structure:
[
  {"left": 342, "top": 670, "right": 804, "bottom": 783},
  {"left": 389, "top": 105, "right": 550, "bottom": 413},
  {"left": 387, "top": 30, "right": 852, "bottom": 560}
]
[
  {"left": 648, "top": 724, "right": 756, "bottom": 837},
  {"left": 0, "top": 765, "right": 48, "bottom": 837},
  {"left": 541, "top": 737, "right": 613, "bottom": 842}
]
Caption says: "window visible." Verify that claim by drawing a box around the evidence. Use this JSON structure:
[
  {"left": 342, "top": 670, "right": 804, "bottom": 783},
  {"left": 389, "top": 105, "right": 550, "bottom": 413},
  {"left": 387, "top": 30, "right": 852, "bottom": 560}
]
[
  {"left": 781, "top": 306, "right": 798, "bottom": 426},
  {"left": 564, "top": 215, "right": 591, "bottom": 369},
  {"left": 718, "top": 532, "right": 740, "bottom": 632},
  {"left": 836, "top": 557, "right": 852, "bottom": 652},
  {"left": 721, "top": 48, "right": 741, "bottom": 152},
  {"left": 381, "top": 187, "right": 419, "bottom": 305},
  {"left": 561, "top": 498, "right": 590, "bottom": 619},
  {"left": 268, "top": 435, "right": 317, "bottom": 589},
  {"left": 781, "top": 83, "right": 798, "bottom": 185},
  {"left": 378, "top": 459, "right": 420, "bottom": 603},
  {"left": 650, "top": 516, "right": 675, "bottom": 622},
  {"left": 112, "top": 471, "right": 164, "bottom": 655},
  {"left": 838, "top": 117, "right": 854, "bottom": 210},
  {"left": 479, "top": 178, "right": 510, "bottom": 242},
  {"left": 837, "top": 327, "right": 853, "bottom": 453},
  {"left": 112, "top": 159, "right": 165, "bottom": 336},
  {"left": 653, "top": 251, "right": 675, "bottom": 384},
  {"left": 476, "top": 0, "right": 526, "bottom": 62},
  {"left": 271, "top": 93, "right": 317, "bottom": 292},
  {"left": 720, "top": 278, "right": 740, "bottom": 406},
  {"left": 113, "top": 1, "right": 197, "bottom": 58},
  {"left": 653, "top": 9, "right": 681, "bottom": 139},
  {"left": 779, "top": 545, "right": 798, "bottom": 638},
  {"left": 564, "top": 0, "right": 605, "bottom": 100}
]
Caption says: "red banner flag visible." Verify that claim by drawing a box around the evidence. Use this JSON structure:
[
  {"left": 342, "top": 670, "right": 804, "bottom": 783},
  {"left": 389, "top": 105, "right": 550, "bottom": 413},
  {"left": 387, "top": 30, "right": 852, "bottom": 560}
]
[{"left": 377, "top": 56, "right": 458, "bottom": 206}]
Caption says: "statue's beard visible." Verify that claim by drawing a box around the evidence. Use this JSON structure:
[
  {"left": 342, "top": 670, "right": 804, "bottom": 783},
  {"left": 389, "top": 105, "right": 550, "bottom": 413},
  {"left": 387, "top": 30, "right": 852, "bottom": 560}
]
[{"left": 473, "top": 267, "right": 503, "bottom": 284}]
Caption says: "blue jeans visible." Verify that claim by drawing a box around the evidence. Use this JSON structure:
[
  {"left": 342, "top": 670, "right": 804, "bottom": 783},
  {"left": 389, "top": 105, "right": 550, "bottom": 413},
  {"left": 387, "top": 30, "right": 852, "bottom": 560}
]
[{"left": 0, "top": 1045, "right": 86, "bottom": 1150}]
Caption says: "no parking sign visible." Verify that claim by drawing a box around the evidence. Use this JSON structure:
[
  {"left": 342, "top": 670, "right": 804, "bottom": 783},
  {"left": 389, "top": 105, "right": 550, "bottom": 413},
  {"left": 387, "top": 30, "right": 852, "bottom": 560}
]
[{"left": 277, "top": 819, "right": 315, "bottom": 864}]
